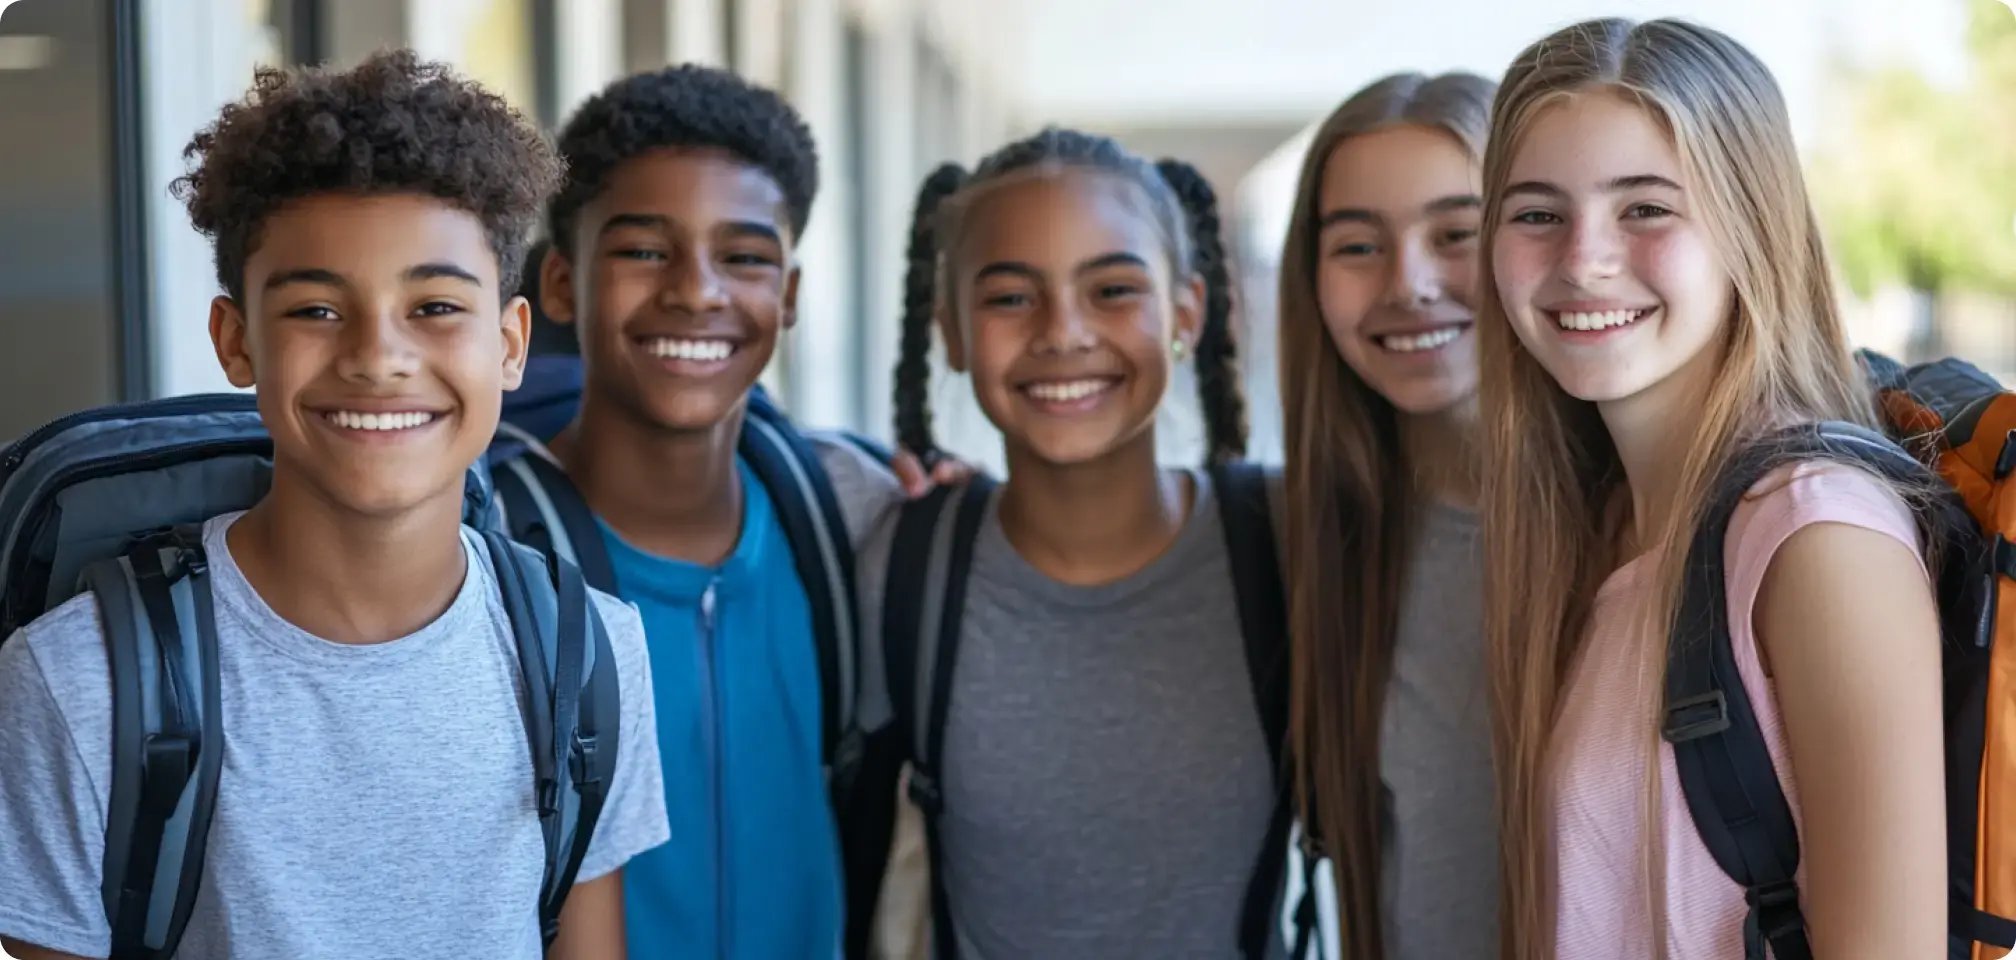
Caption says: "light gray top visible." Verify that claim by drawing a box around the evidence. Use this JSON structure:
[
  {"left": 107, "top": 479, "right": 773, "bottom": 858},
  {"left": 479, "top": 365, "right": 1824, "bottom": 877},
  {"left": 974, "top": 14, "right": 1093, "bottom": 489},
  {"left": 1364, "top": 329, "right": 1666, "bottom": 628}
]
[{"left": 0, "top": 512, "right": 669, "bottom": 959}]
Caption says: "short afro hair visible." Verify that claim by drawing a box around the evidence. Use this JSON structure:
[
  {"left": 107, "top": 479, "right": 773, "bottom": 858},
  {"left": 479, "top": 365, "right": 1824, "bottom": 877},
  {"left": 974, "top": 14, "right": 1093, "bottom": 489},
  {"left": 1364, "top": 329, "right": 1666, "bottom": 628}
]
[
  {"left": 547, "top": 65, "right": 818, "bottom": 254},
  {"left": 172, "top": 49, "right": 560, "bottom": 303}
]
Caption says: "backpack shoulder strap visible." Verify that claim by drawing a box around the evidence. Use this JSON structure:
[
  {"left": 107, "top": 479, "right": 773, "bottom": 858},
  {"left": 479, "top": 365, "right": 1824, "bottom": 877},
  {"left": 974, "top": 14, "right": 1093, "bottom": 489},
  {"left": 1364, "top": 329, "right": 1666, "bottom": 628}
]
[
  {"left": 90, "top": 525, "right": 223, "bottom": 960},
  {"left": 882, "top": 477, "right": 995, "bottom": 812},
  {"left": 1208, "top": 461, "right": 1291, "bottom": 769},
  {"left": 739, "top": 402, "right": 864, "bottom": 787},
  {"left": 1666, "top": 421, "right": 1928, "bottom": 960},
  {"left": 491, "top": 449, "right": 619, "bottom": 596},
  {"left": 1207, "top": 461, "right": 1296, "bottom": 960},
  {"left": 879, "top": 475, "right": 992, "bottom": 960},
  {"left": 483, "top": 532, "right": 620, "bottom": 948}
]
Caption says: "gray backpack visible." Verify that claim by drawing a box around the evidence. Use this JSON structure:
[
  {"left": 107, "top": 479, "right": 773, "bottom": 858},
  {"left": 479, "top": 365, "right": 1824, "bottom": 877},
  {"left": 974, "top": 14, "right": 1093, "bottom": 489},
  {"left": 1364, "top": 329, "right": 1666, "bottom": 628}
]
[{"left": 0, "top": 393, "right": 619, "bottom": 959}]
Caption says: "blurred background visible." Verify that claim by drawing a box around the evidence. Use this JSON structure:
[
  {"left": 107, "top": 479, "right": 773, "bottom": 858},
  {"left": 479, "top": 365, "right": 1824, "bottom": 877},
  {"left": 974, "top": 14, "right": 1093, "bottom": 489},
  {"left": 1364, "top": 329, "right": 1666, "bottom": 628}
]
[{"left": 1, "top": 0, "right": 2010, "bottom": 467}]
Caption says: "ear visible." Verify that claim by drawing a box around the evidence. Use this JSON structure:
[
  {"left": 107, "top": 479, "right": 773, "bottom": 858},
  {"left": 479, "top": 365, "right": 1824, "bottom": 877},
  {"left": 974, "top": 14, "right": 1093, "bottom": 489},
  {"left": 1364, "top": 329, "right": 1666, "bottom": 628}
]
[
  {"left": 209, "top": 295, "right": 257, "bottom": 389},
  {"left": 500, "top": 295, "right": 532, "bottom": 391},
  {"left": 539, "top": 245, "right": 576, "bottom": 326},
  {"left": 782, "top": 264, "right": 801, "bottom": 331},
  {"left": 1171, "top": 272, "right": 1206, "bottom": 355},
  {"left": 935, "top": 302, "right": 966, "bottom": 373}
]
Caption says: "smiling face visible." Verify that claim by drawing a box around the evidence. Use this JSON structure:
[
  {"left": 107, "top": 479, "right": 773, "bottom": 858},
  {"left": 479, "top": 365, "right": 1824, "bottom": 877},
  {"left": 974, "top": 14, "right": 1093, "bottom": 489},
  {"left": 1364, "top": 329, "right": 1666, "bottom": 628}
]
[
  {"left": 210, "top": 192, "right": 528, "bottom": 518},
  {"left": 943, "top": 170, "right": 1200, "bottom": 467},
  {"left": 544, "top": 146, "right": 798, "bottom": 433},
  {"left": 1314, "top": 124, "right": 1484, "bottom": 416},
  {"left": 1491, "top": 91, "right": 1731, "bottom": 408}
]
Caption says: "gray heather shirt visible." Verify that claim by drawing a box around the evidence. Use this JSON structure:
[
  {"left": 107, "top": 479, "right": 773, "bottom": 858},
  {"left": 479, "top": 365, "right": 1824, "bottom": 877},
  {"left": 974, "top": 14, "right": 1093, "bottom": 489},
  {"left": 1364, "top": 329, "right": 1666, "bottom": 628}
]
[
  {"left": 859, "top": 468, "right": 1280, "bottom": 959},
  {"left": 1377, "top": 501, "right": 1493, "bottom": 958},
  {"left": 0, "top": 513, "right": 669, "bottom": 959}
]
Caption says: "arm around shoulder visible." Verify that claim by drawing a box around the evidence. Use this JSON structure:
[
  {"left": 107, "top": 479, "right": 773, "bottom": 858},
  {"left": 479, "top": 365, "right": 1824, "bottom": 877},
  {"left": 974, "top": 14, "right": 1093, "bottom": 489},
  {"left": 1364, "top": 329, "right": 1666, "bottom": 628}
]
[{"left": 1754, "top": 520, "right": 1945, "bottom": 958}]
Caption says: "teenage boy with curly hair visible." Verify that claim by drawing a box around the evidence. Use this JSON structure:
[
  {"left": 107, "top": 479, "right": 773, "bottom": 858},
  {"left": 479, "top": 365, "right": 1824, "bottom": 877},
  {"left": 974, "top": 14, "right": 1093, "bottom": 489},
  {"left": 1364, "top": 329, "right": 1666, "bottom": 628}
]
[{"left": 0, "top": 51, "right": 667, "bottom": 960}]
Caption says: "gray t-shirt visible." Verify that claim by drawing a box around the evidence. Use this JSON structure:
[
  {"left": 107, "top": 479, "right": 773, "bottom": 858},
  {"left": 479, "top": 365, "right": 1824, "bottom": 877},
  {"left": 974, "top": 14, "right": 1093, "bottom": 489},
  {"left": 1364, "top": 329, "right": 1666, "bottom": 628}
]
[
  {"left": 1376, "top": 502, "right": 1493, "bottom": 958},
  {"left": 859, "top": 469, "right": 1280, "bottom": 960},
  {"left": 0, "top": 513, "right": 669, "bottom": 959}
]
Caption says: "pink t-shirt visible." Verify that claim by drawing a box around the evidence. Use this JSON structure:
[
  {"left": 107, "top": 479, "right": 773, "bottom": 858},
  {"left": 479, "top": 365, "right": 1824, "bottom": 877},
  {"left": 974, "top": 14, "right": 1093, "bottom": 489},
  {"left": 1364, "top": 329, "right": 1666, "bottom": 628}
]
[{"left": 1551, "top": 464, "right": 1926, "bottom": 959}]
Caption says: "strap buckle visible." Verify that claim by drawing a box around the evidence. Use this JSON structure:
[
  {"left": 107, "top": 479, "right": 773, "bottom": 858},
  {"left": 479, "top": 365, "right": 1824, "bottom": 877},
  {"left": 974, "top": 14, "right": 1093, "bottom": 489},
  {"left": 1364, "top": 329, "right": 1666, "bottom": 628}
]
[
  {"left": 1746, "top": 879, "right": 1804, "bottom": 940},
  {"left": 567, "top": 733, "right": 602, "bottom": 792},
  {"left": 1662, "top": 690, "right": 1730, "bottom": 743}
]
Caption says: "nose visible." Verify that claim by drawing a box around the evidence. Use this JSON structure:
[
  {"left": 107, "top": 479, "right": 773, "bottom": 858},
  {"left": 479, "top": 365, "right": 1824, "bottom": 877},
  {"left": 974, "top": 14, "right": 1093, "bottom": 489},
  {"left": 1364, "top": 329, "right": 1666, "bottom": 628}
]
[
  {"left": 334, "top": 309, "right": 419, "bottom": 385},
  {"left": 658, "top": 245, "right": 731, "bottom": 314},
  {"left": 1383, "top": 235, "right": 1443, "bottom": 310},
  {"left": 1031, "top": 298, "right": 1096, "bottom": 355},
  {"left": 1561, "top": 215, "right": 1624, "bottom": 289}
]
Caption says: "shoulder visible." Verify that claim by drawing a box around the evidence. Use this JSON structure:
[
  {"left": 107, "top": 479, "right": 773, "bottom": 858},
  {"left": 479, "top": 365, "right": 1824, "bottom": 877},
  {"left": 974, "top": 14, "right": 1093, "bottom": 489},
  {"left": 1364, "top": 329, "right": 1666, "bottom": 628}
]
[
  {"left": 5, "top": 593, "right": 112, "bottom": 713},
  {"left": 804, "top": 429, "right": 907, "bottom": 546},
  {"left": 586, "top": 589, "right": 650, "bottom": 686},
  {"left": 1730, "top": 460, "right": 1923, "bottom": 588}
]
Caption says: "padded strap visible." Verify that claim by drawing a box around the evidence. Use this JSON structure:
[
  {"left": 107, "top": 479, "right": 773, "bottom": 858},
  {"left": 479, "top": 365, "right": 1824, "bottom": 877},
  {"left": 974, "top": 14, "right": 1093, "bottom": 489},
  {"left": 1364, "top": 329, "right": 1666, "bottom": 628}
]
[
  {"left": 98, "top": 527, "right": 223, "bottom": 960},
  {"left": 1666, "top": 422, "right": 1932, "bottom": 960},
  {"left": 1209, "top": 462, "right": 1294, "bottom": 960},
  {"left": 740, "top": 407, "right": 861, "bottom": 779},
  {"left": 881, "top": 478, "right": 994, "bottom": 960},
  {"left": 492, "top": 452, "right": 618, "bottom": 596}
]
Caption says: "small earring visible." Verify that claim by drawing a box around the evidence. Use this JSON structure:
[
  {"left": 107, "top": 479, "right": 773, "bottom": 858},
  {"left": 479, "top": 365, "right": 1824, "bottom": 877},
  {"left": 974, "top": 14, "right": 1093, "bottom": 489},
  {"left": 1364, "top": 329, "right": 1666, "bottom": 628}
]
[{"left": 1171, "top": 339, "right": 1187, "bottom": 360}]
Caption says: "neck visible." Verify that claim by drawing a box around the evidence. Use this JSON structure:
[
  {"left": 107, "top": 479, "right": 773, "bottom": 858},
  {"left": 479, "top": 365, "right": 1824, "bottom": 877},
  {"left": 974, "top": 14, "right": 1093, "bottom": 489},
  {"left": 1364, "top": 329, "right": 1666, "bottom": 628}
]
[
  {"left": 1398, "top": 396, "right": 1481, "bottom": 510},
  {"left": 997, "top": 431, "right": 1189, "bottom": 587},
  {"left": 1600, "top": 344, "right": 1724, "bottom": 555},
  {"left": 550, "top": 393, "right": 745, "bottom": 565},
  {"left": 227, "top": 473, "right": 469, "bottom": 645}
]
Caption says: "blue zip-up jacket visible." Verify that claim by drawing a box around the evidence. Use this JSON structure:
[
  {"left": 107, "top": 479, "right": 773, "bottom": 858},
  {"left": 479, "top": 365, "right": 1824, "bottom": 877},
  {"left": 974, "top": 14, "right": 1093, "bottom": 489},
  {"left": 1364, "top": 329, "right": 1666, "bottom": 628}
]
[{"left": 607, "top": 444, "right": 900, "bottom": 959}]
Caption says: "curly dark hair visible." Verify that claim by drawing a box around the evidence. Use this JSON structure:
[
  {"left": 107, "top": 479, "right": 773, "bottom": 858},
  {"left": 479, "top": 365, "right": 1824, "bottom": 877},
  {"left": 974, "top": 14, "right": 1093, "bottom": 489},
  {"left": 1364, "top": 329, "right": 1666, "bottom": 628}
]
[
  {"left": 172, "top": 49, "right": 560, "bottom": 303},
  {"left": 547, "top": 64, "right": 818, "bottom": 254}
]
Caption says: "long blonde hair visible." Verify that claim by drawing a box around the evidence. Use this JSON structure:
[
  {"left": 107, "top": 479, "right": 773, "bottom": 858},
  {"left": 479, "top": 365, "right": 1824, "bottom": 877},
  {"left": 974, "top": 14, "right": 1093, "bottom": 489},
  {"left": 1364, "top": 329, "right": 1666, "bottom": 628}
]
[
  {"left": 1279, "top": 71, "right": 1495, "bottom": 960},
  {"left": 1477, "top": 19, "right": 1875, "bottom": 960}
]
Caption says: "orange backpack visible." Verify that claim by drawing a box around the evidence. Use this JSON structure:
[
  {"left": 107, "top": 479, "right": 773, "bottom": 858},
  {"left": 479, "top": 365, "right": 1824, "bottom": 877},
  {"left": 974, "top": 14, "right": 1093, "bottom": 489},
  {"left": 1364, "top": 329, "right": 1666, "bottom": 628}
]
[{"left": 1666, "top": 351, "right": 2015, "bottom": 960}]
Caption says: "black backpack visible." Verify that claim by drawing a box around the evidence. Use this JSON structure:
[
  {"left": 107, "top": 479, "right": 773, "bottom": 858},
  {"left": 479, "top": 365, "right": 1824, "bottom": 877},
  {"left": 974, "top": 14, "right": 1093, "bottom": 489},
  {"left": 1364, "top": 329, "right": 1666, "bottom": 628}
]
[
  {"left": 0, "top": 393, "right": 620, "bottom": 959},
  {"left": 487, "top": 374, "right": 895, "bottom": 942},
  {"left": 1668, "top": 353, "right": 2016, "bottom": 960},
  {"left": 863, "top": 461, "right": 1292, "bottom": 960}
]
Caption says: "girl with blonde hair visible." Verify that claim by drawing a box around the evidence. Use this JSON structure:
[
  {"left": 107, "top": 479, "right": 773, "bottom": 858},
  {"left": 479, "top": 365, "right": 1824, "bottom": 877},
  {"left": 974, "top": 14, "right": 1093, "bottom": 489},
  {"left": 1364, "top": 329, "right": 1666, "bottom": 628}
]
[{"left": 1478, "top": 17, "right": 1946, "bottom": 960}]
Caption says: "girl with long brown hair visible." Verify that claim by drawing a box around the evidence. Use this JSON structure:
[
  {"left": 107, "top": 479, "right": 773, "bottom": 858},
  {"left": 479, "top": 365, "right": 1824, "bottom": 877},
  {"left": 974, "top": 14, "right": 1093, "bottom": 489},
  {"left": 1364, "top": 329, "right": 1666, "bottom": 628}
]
[
  {"left": 1479, "top": 18, "right": 1946, "bottom": 959},
  {"left": 1278, "top": 71, "right": 1499, "bottom": 958}
]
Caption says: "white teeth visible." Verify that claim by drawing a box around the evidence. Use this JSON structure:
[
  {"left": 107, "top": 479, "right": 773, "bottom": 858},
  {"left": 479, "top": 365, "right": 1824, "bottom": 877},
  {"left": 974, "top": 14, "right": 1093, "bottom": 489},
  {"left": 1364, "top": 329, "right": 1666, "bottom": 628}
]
[
  {"left": 1378, "top": 327, "right": 1464, "bottom": 353},
  {"left": 1026, "top": 379, "right": 1113, "bottom": 403},
  {"left": 1556, "top": 309, "right": 1645, "bottom": 332},
  {"left": 645, "top": 338, "right": 734, "bottom": 362},
  {"left": 328, "top": 410, "right": 436, "bottom": 431}
]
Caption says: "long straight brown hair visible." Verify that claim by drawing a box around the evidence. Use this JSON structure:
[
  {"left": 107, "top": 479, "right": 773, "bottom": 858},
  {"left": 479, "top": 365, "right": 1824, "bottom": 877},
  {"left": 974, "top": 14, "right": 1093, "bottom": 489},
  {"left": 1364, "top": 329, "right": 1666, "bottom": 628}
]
[
  {"left": 1476, "top": 20, "right": 1881, "bottom": 960},
  {"left": 1279, "top": 71, "right": 1495, "bottom": 960}
]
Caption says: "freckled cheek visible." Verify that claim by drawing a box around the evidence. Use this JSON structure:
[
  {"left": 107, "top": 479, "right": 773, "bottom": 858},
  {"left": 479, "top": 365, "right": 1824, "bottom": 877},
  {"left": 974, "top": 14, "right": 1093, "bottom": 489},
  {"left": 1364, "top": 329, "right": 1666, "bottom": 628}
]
[
  {"left": 1441, "top": 255, "right": 1482, "bottom": 313},
  {"left": 1628, "top": 230, "right": 1728, "bottom": 314},
  {"left": 1490, "top": 237, "right": 1553, "bottom": 320}
]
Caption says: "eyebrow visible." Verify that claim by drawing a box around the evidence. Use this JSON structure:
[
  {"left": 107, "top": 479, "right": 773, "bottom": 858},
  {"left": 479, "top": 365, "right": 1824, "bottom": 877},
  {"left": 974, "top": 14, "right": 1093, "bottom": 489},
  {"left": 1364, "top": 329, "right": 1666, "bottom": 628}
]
[
  {"left": 1502, "top": 175, "right": 1683, "bottom": 199},
  {"left": 1318, "top": 208, "right": 1379, "bottom": 229},
  {"left": 262, "top": 267, "right": 346, "bottom": 292},
  {"left": 1426, "top": 193, "right": 1483, "bottom": 214},
  {"left": 972, "top": 252, "right": 1150, "bottom": 284},
  {"left": 600, "top": 212, "right": 785, "bottom": 245},
  {"left": 405, "top": 262, "right": 481, "bottom": 285}
]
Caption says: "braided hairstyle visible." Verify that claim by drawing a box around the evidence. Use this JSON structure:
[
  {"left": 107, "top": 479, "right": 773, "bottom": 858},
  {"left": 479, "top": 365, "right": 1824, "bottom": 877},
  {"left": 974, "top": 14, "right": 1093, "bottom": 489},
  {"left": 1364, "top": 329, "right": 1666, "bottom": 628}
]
[
  {"left": 890, "top": 127, "right": 1247, "bottom": 467},
  {"left": 1154, "top": 158, "right": 1247, "bottom": 466}
]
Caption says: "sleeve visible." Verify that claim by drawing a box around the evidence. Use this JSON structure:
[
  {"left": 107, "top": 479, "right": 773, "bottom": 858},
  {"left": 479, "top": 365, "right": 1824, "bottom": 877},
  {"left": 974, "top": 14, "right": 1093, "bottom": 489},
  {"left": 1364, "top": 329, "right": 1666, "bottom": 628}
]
[
  {"left": 808, "top": 432, "right": 908, "bottom": 554},
  {"left": 572, "top": 596, "right": 670, "bottom": 882},
  {"left": 0, "top": 626, "right": 114, "bottom": 958}
]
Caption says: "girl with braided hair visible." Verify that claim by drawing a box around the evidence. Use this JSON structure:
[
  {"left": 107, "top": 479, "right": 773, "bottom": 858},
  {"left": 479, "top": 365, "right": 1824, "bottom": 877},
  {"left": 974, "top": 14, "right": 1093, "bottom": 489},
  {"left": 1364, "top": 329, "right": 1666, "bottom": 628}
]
[{"left": 850, "top": 127, "right": 1286, "bottom": 960}]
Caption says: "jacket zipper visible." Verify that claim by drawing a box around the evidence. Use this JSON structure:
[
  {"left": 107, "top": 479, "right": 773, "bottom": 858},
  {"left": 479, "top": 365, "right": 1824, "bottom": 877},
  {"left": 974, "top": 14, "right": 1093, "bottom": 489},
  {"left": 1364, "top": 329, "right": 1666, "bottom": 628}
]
[{"left": 699, "top": 577, "right": 728, "bottom": 959}]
